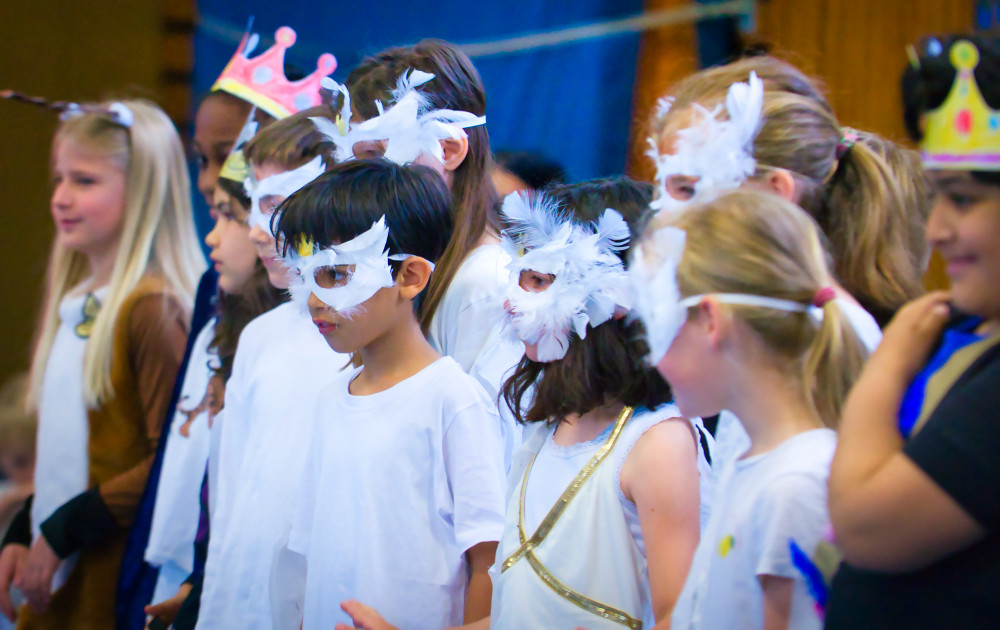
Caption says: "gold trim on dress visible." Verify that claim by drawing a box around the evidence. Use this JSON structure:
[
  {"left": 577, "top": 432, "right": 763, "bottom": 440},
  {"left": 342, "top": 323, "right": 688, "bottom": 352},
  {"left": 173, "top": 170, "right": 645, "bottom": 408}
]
[{"left": 502, "top": 406, "right": 641, "bottom": 629}]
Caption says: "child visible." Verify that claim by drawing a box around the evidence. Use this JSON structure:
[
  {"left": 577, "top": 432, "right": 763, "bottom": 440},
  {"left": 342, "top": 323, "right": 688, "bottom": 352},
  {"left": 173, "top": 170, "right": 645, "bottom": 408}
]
[
  {"left": 826, "top": 36, "right": 1000, "bottom": 628},
  {"left": 275, "top": 159, "right": 506, "bottom": 630},
  {"left": 0, "top": 377, "right": 32, "bottom": 630},
  {"left": 630, "top": 189, "right": 867, "bottom": 630},
  {"left": 344, "top": 40, "right": 525, "bottom": 420},
  {"left": 0, "top": 99, "right": 204, "bottom": 629},
  {"left": 335, "top": 180, "right": 710, "bottom": 630},
  {"left": 651, "top": 55, "right": 926, "bottom": 327},
  {"left": 195, "top": 107, "right": 346, "bottom": 630},
  {"left": 644, "top": 67, "right": 884, "bottom": 473},
  {"left": 0, "top": 376, "right": 35, "bottom": 541},
  {"left": 142, "top": 112, "right": 284, "bottom": 629}
]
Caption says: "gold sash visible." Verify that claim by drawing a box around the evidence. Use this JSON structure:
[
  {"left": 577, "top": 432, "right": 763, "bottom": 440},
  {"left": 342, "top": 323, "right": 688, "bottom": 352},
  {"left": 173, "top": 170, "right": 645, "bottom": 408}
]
[{"left": 502, "top": 406, "right": 642, "bottom": 630}]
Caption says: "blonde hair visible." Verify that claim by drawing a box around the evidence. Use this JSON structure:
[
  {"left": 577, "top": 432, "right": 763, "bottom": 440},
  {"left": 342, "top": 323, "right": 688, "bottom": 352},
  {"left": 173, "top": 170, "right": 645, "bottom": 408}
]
[
  {"left": 655, "top": 56, "right": 925, "bottom": 324},
  {"left": 664, "top": 189, "right": 869, "bottom": 428},
  {"left": 28, "top": 100, "right": 205, "bottom": 410},
  {"left": 0, "top": 374, "right": 35, "bottom": 455}
]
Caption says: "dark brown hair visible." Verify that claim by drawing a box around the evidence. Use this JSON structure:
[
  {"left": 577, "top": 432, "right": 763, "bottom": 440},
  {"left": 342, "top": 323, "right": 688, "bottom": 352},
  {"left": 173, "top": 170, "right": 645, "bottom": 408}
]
[
  {"left": 500, "top": 177, "right": 672, "bottom": 425},
  {"left": 346, "top": 38, "right": 499, "bottom": 331}
]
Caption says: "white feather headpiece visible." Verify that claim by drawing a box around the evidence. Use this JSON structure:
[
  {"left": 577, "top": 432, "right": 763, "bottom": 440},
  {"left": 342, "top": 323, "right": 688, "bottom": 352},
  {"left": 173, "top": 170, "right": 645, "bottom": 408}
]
[
  {"left": 283, "top": 217, "right": 433, "bottom": 319},
  {"left": 311, "top": 69, "right": 485, "bottom": 165},
  {"left": 648, "top": 71, "right": 763, "bottom": 215},
  {"left": 246, "top": 154, "right": 326, "bottom": 234},
  {"left": 500, "top": 191, "right": 632, "bottom": 362}
]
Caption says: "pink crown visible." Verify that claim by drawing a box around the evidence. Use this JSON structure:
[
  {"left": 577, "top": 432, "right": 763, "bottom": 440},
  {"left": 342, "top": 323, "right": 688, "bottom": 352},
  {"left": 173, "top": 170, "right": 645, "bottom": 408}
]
[{"left": 212, "top": 26, "right": 336, "bottom": 119}]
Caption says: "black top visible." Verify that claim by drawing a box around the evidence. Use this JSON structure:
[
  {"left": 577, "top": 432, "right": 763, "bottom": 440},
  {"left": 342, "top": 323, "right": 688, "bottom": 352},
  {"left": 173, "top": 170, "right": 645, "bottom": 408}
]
[{"left": 825, "top": 325, "right": 1000, "bottom": 629}]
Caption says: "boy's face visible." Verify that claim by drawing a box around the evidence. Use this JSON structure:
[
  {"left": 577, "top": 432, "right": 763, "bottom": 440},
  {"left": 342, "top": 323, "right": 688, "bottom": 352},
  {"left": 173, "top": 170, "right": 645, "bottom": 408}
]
[
  {"left": 306, "top": 283, "right": 403, "bottom": 354},
  {"left": 0, "top": 448, "right": 34, "bottom": 485}
]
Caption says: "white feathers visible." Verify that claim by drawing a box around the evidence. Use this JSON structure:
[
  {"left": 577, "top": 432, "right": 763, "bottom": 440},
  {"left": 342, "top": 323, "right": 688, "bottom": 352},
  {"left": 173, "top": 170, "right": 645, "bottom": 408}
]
[
  {"left": 627, "top": 226, "right": 688, "bottom": 365},
  {"left": 500, "top": 191, "right": 633, "bottom": 362},
  {"left": 313, "top": 78, "right": 356, "bottom": 163},
  {"left": 247, "top": 155, "right": 326, "bottom": 234},
  {"left": 647, "top": 71, "right": 763, "bottom": 216},
  {"left": 310, "top": 69, "right": 486, "bottom": 167},
  {"left": 283, "top": 217, "right": 400, "bottom": 319}
]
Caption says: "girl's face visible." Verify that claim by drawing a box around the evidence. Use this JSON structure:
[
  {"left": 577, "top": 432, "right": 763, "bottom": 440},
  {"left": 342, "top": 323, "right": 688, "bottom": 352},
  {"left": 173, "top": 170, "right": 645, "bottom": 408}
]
[
  {"left": 247, "top": 162, "right": 291, "bottom": 290},
  {"left": 205, "top": 188, "right": 258, "bottom": 295},
  {"left": 926, "top": 170, "right": 1000, "bottom": 320},
  {"left": 509, "top": 269, "right": 557, "bottom": 362},
  {"left": 655, "top": 306, "right": 725, "bottom": 419},
  {"left": 192, "top": 94, "right": 249, "bottom": 206},
  {"left": 50, "top": 139, "right": 127, "bottom": 259}
]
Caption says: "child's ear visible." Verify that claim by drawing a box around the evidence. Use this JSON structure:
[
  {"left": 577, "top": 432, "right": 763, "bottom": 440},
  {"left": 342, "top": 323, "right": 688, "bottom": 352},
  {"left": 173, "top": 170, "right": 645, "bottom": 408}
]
[
  {"left": 698, "top": 296, "right": 730, "bottom": 350},
  {"left": 396, "top": 257, "right": 434, "bottom": 300},
  {"left": 441, "top": 135, "right": 469, "bottom": 173}
]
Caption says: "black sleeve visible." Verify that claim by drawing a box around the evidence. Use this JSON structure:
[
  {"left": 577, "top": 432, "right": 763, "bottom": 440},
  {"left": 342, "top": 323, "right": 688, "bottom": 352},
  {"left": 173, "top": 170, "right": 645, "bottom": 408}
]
[
  {"left": 39, "top": 488, "right": 119, "bottom": 558},
  {"left": 0, "top": 495, "right": 32, "bottom": 548},
  {"left": 904, "top": 355, "right": 1000, "bottom": 530}
]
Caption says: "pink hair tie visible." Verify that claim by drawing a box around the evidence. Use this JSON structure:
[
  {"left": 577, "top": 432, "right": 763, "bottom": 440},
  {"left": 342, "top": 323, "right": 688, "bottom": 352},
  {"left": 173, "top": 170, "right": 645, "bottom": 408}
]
[{"left": 813, "top": 287, "right": 836, "bottom": 307}]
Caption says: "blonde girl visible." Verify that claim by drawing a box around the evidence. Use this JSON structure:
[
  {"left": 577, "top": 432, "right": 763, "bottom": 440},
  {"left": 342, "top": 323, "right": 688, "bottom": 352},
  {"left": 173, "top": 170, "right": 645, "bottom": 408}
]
[
  {"left": 631, "top": 189, "right": 867, "bottom": 630},
  {"left": 0, "top": 99, "right": 203, "bottom": 629},
  {"left": 652, "top": 55, "right": 927, "bottom": 327}
]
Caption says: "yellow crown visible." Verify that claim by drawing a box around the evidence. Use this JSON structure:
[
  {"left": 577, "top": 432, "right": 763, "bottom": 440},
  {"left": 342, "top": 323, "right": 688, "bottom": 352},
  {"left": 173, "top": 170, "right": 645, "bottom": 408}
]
[{"left": 922, "top": 40, "right": 1000, "bottom": 170}]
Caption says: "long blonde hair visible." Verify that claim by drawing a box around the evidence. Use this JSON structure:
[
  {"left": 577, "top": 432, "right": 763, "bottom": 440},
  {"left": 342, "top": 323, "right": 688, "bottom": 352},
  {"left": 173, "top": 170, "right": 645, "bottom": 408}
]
[
  {"left": 28, "top": 99, "right": 205, "bottom": 410},
  {"left": 665, "top": 189, "right": 869, "bottom": 427},
  {"left": 655, "top": 56, "right": 926, "bottom": 324}
]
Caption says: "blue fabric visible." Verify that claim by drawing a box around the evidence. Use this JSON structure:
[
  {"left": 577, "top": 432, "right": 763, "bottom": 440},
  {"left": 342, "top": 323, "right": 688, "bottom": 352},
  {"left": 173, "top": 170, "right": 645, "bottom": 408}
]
[
  {"left": 898, "top": 316, "right": 984, "bottom": 439},
  {"left": 115, "top": 268, "right": 218, "bottom": 630},
  {"left": 193, "top": 1, "right": 643, "bottom": 182}
]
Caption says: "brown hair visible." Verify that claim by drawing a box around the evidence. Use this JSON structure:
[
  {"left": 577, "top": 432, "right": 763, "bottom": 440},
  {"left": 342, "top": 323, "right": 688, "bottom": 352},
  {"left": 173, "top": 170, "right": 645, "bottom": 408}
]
[
  {"left": 660, "top": 189, "right": 869, "bottom": 428},
  {"left": 243, "top": 105, "right": 335, "bottom": 172},
  {"left": 500, "top": 178, "right": 672, "bottom": 424},
  {"left": 346, "top": 38, "right": 499, "bottom": 331},
  {"left": 206, "top": 188, "right": 286, "bottom": 382},
  {"left": 655, "top": 55, "right": 925, "bottom": 325}
]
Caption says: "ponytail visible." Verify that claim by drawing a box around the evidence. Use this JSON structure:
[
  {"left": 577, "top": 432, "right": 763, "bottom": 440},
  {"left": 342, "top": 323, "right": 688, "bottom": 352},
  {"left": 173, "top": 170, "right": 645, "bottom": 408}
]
[
  {"left": 803, "top": 299, "right": 869, "bottom": 428},
  {"left": 666, "top": 189, "right": 869, "bottom": 427},
  {"left": 656, "top": 58, "right": 927, "bottom": 324}
]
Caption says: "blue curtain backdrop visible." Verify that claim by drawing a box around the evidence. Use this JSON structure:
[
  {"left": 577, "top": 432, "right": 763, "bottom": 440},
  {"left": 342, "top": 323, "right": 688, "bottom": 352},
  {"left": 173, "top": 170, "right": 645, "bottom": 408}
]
[{"left": 193, "top": 1, "right": 643, "bottom": 184}]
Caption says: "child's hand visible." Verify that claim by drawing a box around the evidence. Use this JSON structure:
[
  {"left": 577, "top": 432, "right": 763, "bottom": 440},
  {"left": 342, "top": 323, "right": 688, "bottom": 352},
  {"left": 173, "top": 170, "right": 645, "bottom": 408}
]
[
  {"left": 144, "top": 582, "right": 192, "bottom": 628},
  {"left": 0, "top": 544, "right": 28, "bottom": 621},
  {"left": 334, "top": 599, "right": 400, "bottom": 630},
  {"left": 871, "top": 291, "right": 951, "bottom": 380},
  {"left": 14, "top": 536, "right": 59, "bottom": 613}
]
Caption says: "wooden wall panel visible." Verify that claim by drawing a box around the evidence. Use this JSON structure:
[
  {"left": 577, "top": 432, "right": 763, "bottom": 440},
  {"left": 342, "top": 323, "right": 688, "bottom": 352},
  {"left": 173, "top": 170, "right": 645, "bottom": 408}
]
[
  {"left": 632, "top": 0, "right": 976, "bottom": 291},
  {"left": 0, "top": 1, "right": 193, "bottom": 386}
]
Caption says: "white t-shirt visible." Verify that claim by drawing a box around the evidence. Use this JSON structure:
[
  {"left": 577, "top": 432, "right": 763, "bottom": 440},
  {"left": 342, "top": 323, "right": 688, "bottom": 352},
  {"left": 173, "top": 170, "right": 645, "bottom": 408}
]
[
  {"left": 428, "top": 244, "right": 525, "bottom": 462},
  {"left": 197, "top": 302, "right": 349, "bottom": 630},
  {"left": 145, "top": 318, "right": 216, "bottom": 605},
  {"left": 33, "top": 287, "right": 107, "bottom": 592},
  {"left": 288, "top": 356, "right": 506, "bottom": 630},
  {"left": 671, "top": 428, "right": 835, "bottom": 630}
]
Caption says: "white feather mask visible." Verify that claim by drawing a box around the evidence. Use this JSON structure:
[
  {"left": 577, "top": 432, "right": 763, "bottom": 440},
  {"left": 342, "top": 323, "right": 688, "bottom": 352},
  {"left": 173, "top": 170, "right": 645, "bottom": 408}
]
[
  {"left": 312, "top": 69, "right": 485, "bottom": 166},
  {"left": 648, "top": 71, "right": 763, "bottom": 216},
  {"left": 629, "top": 225, "right": 823, "bottom": 365},
  {"left": 246, "top": 154, "right": 326, "bottom": 235},
  {"left": 283, "top": 216, "right": 431, "bottom": 319},
  {"left": 500, "top": 191, "right": 632, "bottom": 362}
]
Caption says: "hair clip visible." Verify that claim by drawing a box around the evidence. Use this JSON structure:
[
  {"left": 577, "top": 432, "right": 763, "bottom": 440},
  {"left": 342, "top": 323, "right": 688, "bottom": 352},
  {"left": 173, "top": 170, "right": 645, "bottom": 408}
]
[
  {"left": 835, "top": 127, "right": 858, "bottom": 159},
  {"left": 1, "top": 90, "right": 133, "bottom": 128}
]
